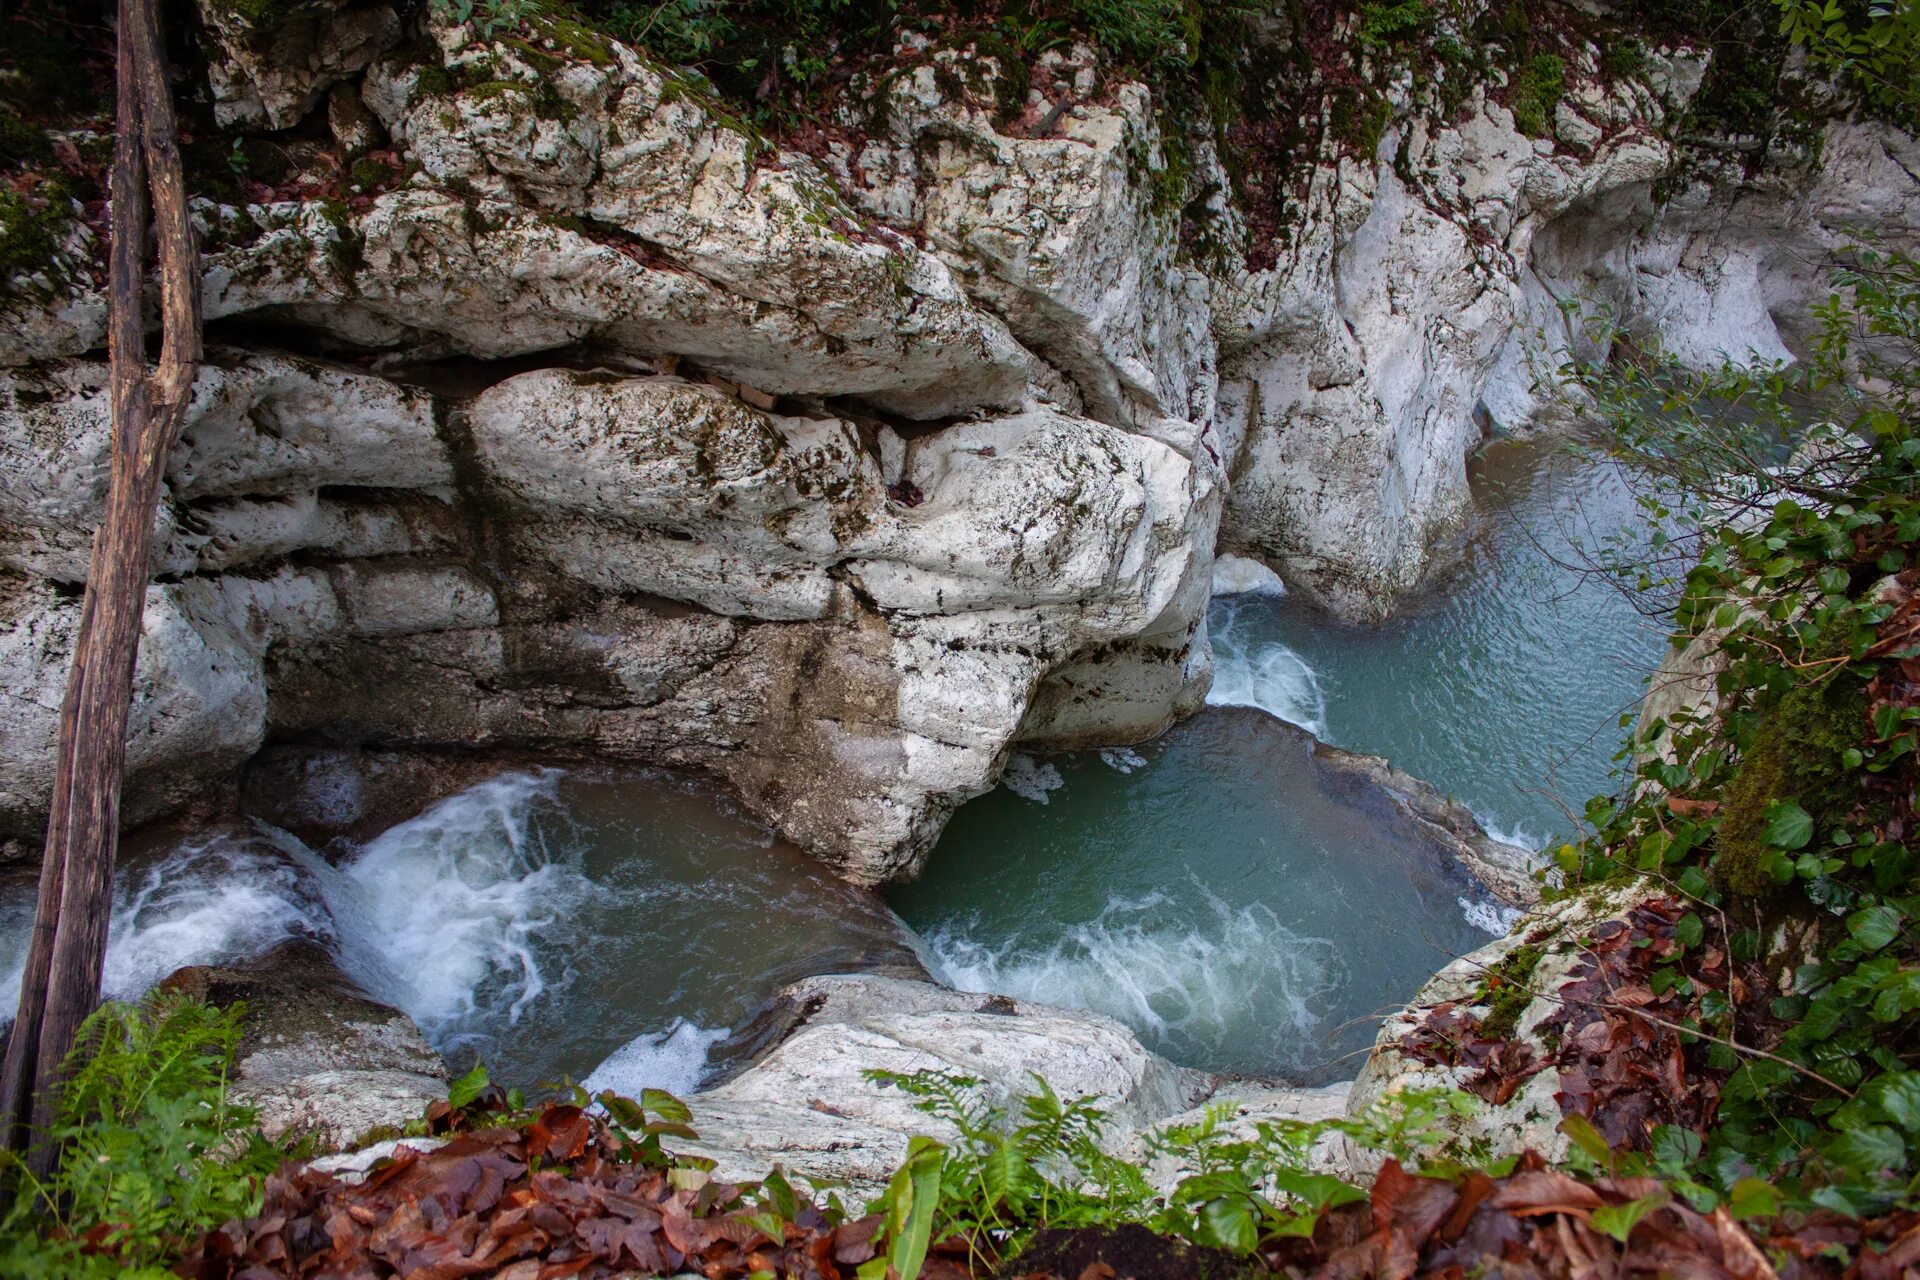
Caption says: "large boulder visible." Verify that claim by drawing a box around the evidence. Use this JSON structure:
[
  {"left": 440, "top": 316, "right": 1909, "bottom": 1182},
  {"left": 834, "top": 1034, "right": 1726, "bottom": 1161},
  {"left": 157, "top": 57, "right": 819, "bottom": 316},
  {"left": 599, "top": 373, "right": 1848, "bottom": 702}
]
[{"left": 679, "top": 974, "right": 1217, "bottom": 1198}]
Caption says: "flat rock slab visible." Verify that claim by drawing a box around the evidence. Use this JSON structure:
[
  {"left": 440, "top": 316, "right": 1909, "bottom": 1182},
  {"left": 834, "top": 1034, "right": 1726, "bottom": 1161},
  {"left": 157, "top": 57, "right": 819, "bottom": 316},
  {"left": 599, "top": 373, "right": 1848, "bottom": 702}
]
[{"left": 162, "top": 939, "right": 447, "bottom": 1151}]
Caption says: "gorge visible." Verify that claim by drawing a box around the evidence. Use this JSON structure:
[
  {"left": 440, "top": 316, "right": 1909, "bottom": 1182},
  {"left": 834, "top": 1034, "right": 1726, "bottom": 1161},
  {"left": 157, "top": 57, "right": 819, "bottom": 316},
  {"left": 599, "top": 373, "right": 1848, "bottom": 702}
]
[{"left": 2, "top": 0, "right": 1918, "bottom": 1226}]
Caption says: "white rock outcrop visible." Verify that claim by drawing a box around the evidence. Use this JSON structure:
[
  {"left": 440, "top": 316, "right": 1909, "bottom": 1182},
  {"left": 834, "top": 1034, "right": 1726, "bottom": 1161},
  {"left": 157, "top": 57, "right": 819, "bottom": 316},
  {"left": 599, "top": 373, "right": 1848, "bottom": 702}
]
[
  {"left": 679, "top": 975, "right": 1216, "bottom": 1198},
  {"left": 1, "top": 3, "right": 1914, "bottom": 880},
  {"left": 1345, "top": 883, "right": 1647, "bottom": 1167}
]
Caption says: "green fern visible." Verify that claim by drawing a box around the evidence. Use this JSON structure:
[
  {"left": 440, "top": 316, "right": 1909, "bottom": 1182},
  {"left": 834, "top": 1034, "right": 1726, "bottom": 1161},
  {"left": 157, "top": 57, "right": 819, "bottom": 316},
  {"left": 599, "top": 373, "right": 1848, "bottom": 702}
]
[{"left": 0, "top": 992, "right": 296, "bottom": 1276}]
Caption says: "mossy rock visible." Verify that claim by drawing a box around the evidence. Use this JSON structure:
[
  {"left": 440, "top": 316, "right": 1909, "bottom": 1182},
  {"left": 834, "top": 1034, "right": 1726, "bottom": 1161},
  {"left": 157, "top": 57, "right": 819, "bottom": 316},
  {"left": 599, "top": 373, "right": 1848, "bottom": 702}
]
[
  {"left": 0, "top": 185, "right": 66, "bottom": 284},
  {"left": 1715, "top": 668, "right": 1870, "bottom": 898}
]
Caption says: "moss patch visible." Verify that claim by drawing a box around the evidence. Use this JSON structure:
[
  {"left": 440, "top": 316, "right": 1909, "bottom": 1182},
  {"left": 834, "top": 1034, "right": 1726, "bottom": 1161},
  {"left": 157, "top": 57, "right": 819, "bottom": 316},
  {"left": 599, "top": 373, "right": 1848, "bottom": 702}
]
[
  {"left": 0, "top": 185, "right": 65, "bottom": 283},
  {"left": 1716, "top": 669, "right": 1870, "bottom": 898},
  {"left": 1477, "top": 942, "right": 1545, "bottom": 1041}
]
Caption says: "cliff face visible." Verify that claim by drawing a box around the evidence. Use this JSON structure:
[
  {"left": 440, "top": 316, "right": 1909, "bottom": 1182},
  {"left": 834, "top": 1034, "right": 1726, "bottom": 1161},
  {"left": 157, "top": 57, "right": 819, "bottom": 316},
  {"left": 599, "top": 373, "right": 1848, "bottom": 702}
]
[{"left": 0, "top": 1, "right": 1913, "bottom": 880}]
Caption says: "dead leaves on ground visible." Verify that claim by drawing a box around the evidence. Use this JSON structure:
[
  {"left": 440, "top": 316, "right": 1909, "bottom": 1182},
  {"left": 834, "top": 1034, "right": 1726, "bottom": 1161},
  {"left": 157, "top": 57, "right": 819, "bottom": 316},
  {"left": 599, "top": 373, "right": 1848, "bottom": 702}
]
[{"left": 181, "top": 1105, "right": 887, "bottom": 1280}]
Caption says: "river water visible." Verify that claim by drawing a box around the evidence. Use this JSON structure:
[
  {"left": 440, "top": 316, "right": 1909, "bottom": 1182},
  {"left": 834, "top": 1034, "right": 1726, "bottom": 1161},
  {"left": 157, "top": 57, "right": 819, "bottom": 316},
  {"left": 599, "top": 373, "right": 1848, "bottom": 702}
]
[
  {"left": 889, "top": 436, "right": 1665, "bottom": 1080},
  {"left": 0, "top": 769, "right": 922, "bottom": 1094},
  {"left": 0, "top": 437, "right": 1662, "bottom": 1091}
]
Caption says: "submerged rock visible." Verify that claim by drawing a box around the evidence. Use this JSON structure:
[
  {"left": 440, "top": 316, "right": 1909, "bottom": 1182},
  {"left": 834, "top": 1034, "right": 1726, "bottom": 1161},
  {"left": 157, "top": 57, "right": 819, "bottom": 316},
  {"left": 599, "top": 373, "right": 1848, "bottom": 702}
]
[
  {"left": 1313, "top": 741, "right": 1540, "bottom": 905},
  {"left": 161, "top": 940, "right": 448, "bottom": 1152}
]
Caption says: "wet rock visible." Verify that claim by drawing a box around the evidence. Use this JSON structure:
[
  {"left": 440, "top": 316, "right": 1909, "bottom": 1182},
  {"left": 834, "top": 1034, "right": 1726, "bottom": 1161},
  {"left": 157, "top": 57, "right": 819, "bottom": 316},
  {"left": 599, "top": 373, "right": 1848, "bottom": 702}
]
[
  {"left": 161, "top": 939, "right": 447, "bottom": 1151},
  {"left": 1314, "top": 741, "right": 1540, "bottom": 905}
]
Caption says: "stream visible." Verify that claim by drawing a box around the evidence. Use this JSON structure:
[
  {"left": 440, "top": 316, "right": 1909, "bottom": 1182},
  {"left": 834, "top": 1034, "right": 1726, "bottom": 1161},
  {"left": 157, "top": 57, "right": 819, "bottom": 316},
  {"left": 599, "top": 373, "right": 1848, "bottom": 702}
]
[{"left": 0, "top": 437, "right": 1664, "bottom": 1092}]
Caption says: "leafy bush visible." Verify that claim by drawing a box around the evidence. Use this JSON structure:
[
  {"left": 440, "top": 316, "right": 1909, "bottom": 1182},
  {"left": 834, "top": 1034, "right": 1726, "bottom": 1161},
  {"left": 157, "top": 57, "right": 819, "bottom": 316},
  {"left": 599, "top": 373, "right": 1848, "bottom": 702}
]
[
  {"left": 0, "top": 993, "right": 295, "bottom": 1278},
  {"left": 1561, "top": 244, "right": 1920, "bottom": 1215},
  {"left": 1508, "top": 52, "right": 1566, "bottom": 135},
  {"left": 1356, "top": 0, "right": 1433, "bottom": 51}
]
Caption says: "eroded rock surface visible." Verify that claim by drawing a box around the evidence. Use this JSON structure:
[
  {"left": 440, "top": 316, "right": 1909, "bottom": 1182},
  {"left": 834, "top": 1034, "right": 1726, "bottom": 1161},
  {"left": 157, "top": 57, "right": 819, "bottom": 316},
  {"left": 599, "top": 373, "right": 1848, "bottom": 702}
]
[
  {"left": 161, "top": 940, "right": 448, "bottom": 1151},
  {"left": 1, "top": 2, "right": 1914, "bottom": 881},
  {"left": 679, "top": 975, "right": 1216, "bottom": 1198}
]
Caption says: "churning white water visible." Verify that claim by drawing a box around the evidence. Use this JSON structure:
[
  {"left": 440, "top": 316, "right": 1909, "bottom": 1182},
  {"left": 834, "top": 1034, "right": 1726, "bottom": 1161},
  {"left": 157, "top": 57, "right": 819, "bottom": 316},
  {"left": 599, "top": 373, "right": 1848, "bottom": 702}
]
[
  {"left": 923, "top": 889, "right": 1343, "bottom": 1074},
  {"left": 293, "top": 771, "right": 599, "bottom": 1054},
  {"left": 1205, "top": 596, "right": 1331, "bottom": 739},
  {"left": 584, "top": 1020, "right": 733, "bottom": 1099},
  {"left": 0, "top": 832, "right": 333, "bottom": 1017},
  {"left": 0, "top": 767, "right": 923, "bottom": 1091}
]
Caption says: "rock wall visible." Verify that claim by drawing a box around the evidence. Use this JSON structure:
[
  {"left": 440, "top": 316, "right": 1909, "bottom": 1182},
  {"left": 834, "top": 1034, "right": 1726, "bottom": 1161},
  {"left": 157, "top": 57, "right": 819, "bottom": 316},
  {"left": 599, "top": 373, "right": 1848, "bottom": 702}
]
[{"left": 0, "top": 2, "right": 1913, "bottom": 878}]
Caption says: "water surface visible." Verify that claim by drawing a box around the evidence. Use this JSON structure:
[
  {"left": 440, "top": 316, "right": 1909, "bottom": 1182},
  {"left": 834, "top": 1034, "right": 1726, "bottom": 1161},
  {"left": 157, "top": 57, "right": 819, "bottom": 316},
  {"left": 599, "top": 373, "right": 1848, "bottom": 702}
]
[
  {"left": 889, "top": 709, "right": 1495, "bottom": 1084},
  {"left": 1209, "top": 437, "right": 1665, "bottom": 844},
  {"left": 0, "top": 768, "right": 921, "bottom": 1093},
  {"left": 894, "top": 437, "right": 1662, "bottom": 1080}
]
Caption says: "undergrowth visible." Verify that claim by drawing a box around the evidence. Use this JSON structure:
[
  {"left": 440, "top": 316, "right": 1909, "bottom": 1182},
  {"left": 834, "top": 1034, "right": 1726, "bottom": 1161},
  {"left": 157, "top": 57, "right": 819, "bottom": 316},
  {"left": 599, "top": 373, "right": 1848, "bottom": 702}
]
[
  {"left": 1555, "top": 241, "right": 1920, "bottom": 1216},
  {"left": 0, "top": 993, "right": 297, "bottom": 1277}
]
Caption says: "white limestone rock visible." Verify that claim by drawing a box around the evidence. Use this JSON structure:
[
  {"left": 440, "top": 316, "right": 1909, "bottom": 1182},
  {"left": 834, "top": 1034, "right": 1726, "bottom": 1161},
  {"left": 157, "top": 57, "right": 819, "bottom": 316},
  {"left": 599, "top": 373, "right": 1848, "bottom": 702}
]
[
  {"left": 195, "top": 0, "right": 401, "bottom": 130},
  {"left": 468, "top": 371, "right": 882, "bottom": 621},
  {"left": 679, "top": 975, "right": 1216, "bottom": 1198},
  {"left": 0, "top": 577, "right": 267, "bottom": 840},
  {"left": 828, "top": 52, "right": 1217, "bottom": 433},
  {"left": 0, "top": 353, "right": 447, "bottom": 583}
]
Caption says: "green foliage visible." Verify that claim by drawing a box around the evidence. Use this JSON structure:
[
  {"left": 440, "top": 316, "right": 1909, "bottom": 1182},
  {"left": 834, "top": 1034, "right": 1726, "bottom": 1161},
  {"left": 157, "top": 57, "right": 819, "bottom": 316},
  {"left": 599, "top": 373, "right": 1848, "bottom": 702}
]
[
  {"left": 1777, "top": 0, "right": 1920, "bottom": 118},
  {"left": 1563, "top": 244, "right": 1920, "bottom": 1214},
  {"left": 1357, "top": 0, "right": 1433, "bottom": 51},
  {"left": 0, "top": 186, "right": 60, "bottom": 284},
  {"left": 865, "top": 1069, "right": 1474, "bottom": 1267},
  {"left": 434, "top": 0, "right": 547, "bottom": 40},
  {"left": 1508, "top": 53, "right": 1566, "bottom": 136},
  {"left": 0, "top": 993, "right": 296, "bottom": 1278}
]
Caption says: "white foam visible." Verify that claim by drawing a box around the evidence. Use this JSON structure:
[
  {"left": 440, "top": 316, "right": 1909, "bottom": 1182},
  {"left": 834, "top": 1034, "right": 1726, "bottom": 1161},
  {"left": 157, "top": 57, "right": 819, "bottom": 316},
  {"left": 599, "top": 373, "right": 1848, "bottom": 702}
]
[
  {"left": 1206, "top": 600, "right": 1330, "bottom": 739},
  {"left": 1000, "top": 754, "right": 1065, "bottom": 804},
  {"left": 1459, "top": 896, "right": 1526, "bottom": 936},
  {"left": 299, "top": 770, "right": 598, "bottom": 1053},
  {"left": 923, "top": 892, "right": 1342, "bottom": 1066},
  {"left": 0, "top": 833, "right": 331, "bottom": 1018},
  {"left": 1098, "top": 747, "right": 1148, "bottom": 774},
  {"left": 1211, "top": 554, "right": 1289, "bottom": 597},
  {"left": 583, "top": 1019, "right": 730, "bottom": 1099}
]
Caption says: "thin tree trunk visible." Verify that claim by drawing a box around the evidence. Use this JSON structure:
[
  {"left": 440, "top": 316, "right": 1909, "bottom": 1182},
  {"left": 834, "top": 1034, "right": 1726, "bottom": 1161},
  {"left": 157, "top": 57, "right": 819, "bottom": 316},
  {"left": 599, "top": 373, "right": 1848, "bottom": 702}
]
[{"left": 0, "top": 0, "right": 199, "bottom": 1175}]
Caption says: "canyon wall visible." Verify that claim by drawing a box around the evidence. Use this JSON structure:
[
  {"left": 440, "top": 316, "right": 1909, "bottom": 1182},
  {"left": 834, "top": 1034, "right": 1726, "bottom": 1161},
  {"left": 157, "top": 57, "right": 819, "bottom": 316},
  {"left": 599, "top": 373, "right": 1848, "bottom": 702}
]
[{"left": 0, "top": 1, "right": 1913, "bottom": 879}]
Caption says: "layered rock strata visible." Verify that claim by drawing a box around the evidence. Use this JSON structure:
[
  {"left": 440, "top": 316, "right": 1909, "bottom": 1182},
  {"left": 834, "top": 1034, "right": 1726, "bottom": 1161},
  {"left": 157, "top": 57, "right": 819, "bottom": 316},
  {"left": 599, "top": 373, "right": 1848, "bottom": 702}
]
[{"left": 1, "top": 4, "right": 1914, "bottom": 878}]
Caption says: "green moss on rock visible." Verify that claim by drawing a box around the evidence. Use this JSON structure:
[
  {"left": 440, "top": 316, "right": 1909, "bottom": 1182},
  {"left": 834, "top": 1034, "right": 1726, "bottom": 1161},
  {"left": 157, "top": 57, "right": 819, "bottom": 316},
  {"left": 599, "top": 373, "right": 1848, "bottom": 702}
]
[
  {"left": 1715, "top": 668, "right": 1869, "bottom": 898},
  {"left": 1477, "top": 942, "right": 1545, "bottom": 1040},
  {"left": 0, "top": 186, "right": 63, "bottom": 283}
]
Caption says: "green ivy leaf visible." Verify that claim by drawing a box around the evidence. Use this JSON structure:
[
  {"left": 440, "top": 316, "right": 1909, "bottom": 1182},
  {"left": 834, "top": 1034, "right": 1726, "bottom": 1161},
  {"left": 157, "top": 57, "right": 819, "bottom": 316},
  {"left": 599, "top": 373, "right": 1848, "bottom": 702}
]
[
  {"left": 642, "top": 1088, "right": 693, "bottom": 1125},
  {"left": 1825, "top": 1124, "right": 1905, "bottom": 1174},
  {"left": 1195, "top": 1196, "right": 1260, "bottom": 1254},
  {"left": 1675, "top": 913, "right": 1704, "bottom": 948},
  {"left": 1726, "top": 1177, "right": 1784, "bottom": 1221},
  {"left": 1763, "top": 800, "right": 1815, "bottom": 850},
  {"left": 1847, "top": 904, "right": 1904, "bottom": 952},
  {"left": 1857, "top": 1072, "right": 1920, "bottom": 1131},
  {"left": 447, "top": 1062, "right": 490, "bottom": 1109},
  {"left": 1591, "top": 1191, "right": 1669, "bottom": 1243}
]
